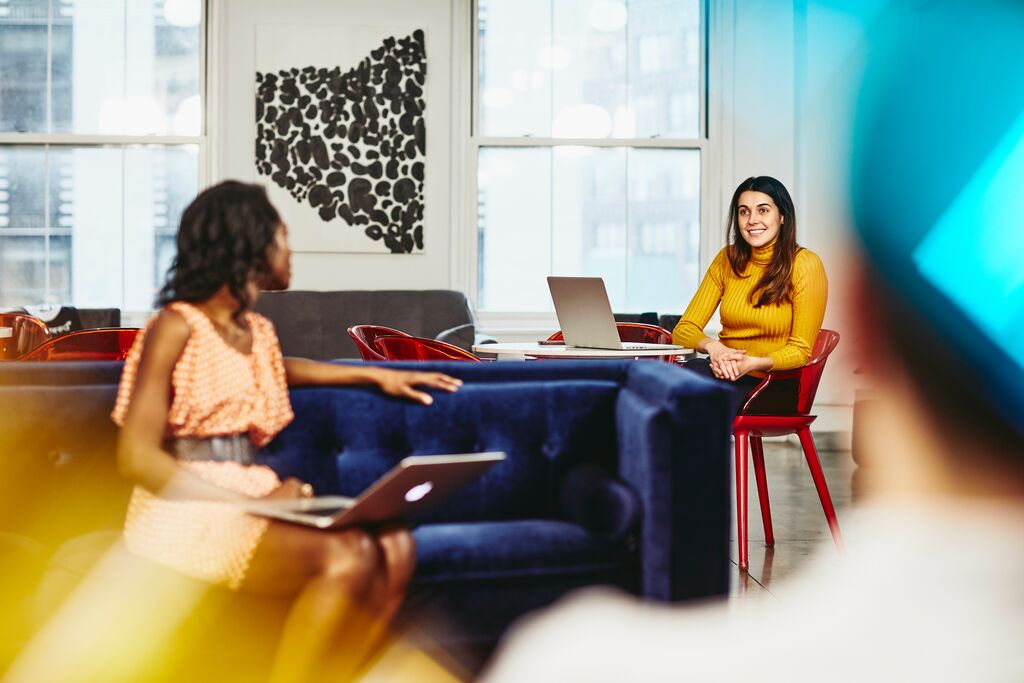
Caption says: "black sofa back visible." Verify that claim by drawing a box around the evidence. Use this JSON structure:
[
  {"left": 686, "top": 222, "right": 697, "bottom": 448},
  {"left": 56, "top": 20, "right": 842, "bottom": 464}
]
[{"left": 254, "top": 290, "right": 476, "bottom": 359}]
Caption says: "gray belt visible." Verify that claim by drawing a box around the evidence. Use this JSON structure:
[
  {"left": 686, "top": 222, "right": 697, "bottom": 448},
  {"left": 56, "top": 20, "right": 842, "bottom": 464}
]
[{"left": 169, "top": 435, "right": 256, "bottom": 465}]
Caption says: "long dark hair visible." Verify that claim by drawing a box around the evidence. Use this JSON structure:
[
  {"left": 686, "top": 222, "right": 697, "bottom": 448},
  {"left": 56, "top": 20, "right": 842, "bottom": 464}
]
[
  {"left": 157, "top": 181, "right": 281, "bottom": 317},
  {"left": 726, "top": 176, "right": 801, "bottom": 307}
]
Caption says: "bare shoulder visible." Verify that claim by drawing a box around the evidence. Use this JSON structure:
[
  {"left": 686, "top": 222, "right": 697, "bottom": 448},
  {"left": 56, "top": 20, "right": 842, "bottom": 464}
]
[{"left": 139, "top": 309, "right": 191, "bottom": 365}]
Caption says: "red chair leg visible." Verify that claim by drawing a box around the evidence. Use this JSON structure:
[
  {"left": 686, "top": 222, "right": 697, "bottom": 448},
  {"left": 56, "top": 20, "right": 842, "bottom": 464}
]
[
  {"left": 796, "top": 426, "right": 843, "bottom": 550},
  {"left": 734, "top": 430, "right": 749, "bottom": 571},
  {"left": 750, "top": 435, "right": 774, "bottom": 547}
]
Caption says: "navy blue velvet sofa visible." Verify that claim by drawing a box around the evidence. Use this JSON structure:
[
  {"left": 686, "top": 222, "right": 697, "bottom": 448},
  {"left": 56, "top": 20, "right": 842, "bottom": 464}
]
[{"left": 0, "top": 359, "right": 733, "bottom": 660}]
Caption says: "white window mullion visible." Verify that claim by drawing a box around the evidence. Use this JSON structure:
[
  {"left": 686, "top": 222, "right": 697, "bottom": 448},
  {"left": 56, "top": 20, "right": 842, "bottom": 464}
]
[
  {"left": 43, "top": 145, "right": 50, "bottom": 303},
  {"left": 472, "top": 136, "right": 707, "bottom": 149}
]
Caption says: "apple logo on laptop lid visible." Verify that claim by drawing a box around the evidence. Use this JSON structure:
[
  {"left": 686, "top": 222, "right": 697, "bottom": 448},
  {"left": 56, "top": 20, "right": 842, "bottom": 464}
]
[{"left": 405, "top": 482, "right": 433, "bottom": 502}]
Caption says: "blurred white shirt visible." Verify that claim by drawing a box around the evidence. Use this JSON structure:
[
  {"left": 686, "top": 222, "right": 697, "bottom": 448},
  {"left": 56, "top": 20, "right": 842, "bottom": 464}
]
[{"left": 481, "top": 501, "right": 1024, "bottom": 683}]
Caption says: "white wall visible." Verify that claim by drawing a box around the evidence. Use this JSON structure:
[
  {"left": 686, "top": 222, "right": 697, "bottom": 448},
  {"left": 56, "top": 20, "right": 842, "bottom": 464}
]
[{"left": 211, "top": 0, "right": 458, "bottom": 290}]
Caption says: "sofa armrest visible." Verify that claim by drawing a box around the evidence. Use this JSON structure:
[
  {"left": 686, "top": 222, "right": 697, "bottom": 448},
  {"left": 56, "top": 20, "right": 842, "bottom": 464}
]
[
  {"left": 559, "top": 463, "right": 641, "bottom": 542},
  {"left": 434, "top": 322, "right": 475, "bottom": 352},
  {"left": 617, "top": 362, "right": 734, "bottom": 602}
]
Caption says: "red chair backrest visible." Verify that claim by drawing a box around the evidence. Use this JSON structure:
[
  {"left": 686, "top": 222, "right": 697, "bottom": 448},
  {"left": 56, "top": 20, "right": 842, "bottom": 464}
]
[
  {"left": 738, "top": 329, "right": 840, "bottom": 417},
  {"left": 547, "top": 323, "right": 672, "bottom": 344},
  {"left": 348, "top": 325, "right": 412, "bottom": 361},
  {"left": 792, "top": 329, "right": 841, "bottom": 415},
  {"left": 20, "top": 328, "right": 140, "bottom": 362},
  {"left": 376, "top": 336, "right": 481, "bottom": 362},
  {"left": 0, "top": 313, "right": 50, "bottom": 359}
]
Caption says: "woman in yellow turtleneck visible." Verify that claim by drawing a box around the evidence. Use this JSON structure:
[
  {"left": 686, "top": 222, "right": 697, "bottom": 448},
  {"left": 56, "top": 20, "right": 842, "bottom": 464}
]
[{"left": 673, "top": 176, "right": 827, "bottom": 409}]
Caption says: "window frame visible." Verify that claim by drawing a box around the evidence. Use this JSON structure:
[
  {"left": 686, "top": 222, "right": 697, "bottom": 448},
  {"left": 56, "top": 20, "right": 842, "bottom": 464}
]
[
  {"left": 459, "top": 0, "right": 725, "bottom": 334},
  {"left": 0, "top": 0, "right": 210, "bottom": 312}
]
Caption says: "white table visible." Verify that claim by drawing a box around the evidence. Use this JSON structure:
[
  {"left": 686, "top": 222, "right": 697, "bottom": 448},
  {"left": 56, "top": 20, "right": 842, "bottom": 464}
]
[{"left": 472, "top": 342, "right": 693, "bottom": 361}]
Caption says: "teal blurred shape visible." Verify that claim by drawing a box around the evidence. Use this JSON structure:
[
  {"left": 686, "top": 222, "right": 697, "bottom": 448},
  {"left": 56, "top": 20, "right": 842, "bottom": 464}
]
[
  {"left": 913, "top": 109, "right": 1024, "bottom": 370},
  {"left": 850, "top": 0, "right": 1024, "bottom": 429}
]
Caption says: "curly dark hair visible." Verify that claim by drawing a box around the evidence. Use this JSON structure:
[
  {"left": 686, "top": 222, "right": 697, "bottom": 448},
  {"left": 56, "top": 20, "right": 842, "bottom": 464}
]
[
  {"left": 157, "top": 181, "right": 281, "bottom": 317},
  {"left": 725, "top": 176, "right": 801, "bottom": 308}
]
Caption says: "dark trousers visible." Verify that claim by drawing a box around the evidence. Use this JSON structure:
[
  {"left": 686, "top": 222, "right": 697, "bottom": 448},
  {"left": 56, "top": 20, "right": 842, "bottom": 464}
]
[{"left": 684, "top": 357, "right": 798, "bottom": 415}]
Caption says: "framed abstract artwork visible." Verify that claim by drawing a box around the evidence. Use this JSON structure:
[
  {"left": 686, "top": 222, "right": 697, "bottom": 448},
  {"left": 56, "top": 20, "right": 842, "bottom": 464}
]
[{"left": 255, "top": 25, "right": 427, "bottom": 254}]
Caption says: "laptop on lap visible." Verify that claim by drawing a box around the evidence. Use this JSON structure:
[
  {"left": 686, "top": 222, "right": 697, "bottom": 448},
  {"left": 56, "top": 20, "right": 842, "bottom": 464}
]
[
  {"left": 546, "top": 276, "right": 685, "bottom": 351},
  {"left": 243, "top": 452, "right": 505, "bottom": 529}
]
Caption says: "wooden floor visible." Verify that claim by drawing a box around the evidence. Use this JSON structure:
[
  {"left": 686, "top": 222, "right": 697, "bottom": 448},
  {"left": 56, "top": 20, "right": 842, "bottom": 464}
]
[{"left": 727, "top": 438, "right": 856, "bottom": 603}]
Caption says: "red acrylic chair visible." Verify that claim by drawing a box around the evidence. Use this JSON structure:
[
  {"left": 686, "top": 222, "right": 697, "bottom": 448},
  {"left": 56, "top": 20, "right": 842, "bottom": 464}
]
[
  {"left": 547, "top": 323, "right": 679, "bottom": 361},
  {"left": 376, "top": 335, "right": 482, "bottom": 362},
  {"left": 19, "top": 328, "right": 140, "bottom": 362},
  {"left": 0, "top": 313, "right": 50, "bottom": 360},
  {"left": 347, "top": 325, "right": 412, "bottom": 361},
  {"left": 733, "top": 329, "right": 842, "bottom": 571}
]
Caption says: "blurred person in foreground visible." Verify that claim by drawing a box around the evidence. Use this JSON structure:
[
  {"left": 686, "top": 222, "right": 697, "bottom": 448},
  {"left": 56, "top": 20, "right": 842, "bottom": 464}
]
[
  {"left": 113, "top": 181, "right": 460, "bottom": 682},
  {"left": 481, "top": 2, "right": 1024, "bottom": 681}
]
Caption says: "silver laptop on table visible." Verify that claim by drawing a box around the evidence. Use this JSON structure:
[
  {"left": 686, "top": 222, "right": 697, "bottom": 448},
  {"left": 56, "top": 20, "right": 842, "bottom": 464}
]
[
  {"left": 243, "top": 452, "right": 505, "bottom": 529},
  {"left": 546, "top": 276, "right": 686, "bottom": 351}
]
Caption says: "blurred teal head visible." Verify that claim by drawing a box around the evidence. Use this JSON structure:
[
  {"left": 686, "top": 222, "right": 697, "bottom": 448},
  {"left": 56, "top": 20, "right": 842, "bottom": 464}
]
[{"left": 852, "top": 0, "right": 1024, "bottom": 432}]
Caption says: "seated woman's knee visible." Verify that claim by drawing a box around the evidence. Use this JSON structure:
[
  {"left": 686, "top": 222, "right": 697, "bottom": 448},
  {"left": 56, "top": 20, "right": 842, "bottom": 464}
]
[
  {"left": 320, "top": 528, "right": 381, "bottom": 587},
  {"left": 381, "top": 527, "right": 415, "bottom": 562}
]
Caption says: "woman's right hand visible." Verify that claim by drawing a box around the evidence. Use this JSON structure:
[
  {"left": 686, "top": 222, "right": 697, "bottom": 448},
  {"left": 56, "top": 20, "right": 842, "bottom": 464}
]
[
  {"left": 706, "top": 340, "right": 747, "bottom": 380},
  {"left": 261, "top": 477, "right": 314, "bottom": 500}
]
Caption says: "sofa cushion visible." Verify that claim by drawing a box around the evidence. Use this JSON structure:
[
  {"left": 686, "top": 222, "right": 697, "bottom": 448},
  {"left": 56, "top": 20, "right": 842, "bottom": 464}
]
[
  {"left": 0, "top": 384, "right": 129, "bottom": 543},
  {"left": 0, "top": 361, "right": 124, "bottom": 386},
  {"left": 412, "top": 520, "right": 633, "bottom": 584},
  {"left": 262, "top": 379, "right": 622, "bottom": 522}
]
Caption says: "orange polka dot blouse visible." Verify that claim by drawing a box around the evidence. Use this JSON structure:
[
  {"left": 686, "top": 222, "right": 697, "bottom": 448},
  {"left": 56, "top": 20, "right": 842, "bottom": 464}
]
[
  {"left": 111, "top": 301, "right": 295, "bottom": 588},
  {"left": 113, "top": 301, "right": 294, "bottom": 445}
]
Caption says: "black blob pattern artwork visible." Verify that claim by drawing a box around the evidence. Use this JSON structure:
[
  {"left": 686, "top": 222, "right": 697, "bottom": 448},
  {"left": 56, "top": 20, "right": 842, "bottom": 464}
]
[{"left": 255, "top": 30, "right": 426, "bottom": 254}]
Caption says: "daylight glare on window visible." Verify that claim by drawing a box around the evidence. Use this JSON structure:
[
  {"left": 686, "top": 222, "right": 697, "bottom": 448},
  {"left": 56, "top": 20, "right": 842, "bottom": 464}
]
[
  {"left": 0, "top": 0, "right": 202, "bottom": 309},
  {"left": 475, "top": 0, "right": 703, "bottom": 313}
]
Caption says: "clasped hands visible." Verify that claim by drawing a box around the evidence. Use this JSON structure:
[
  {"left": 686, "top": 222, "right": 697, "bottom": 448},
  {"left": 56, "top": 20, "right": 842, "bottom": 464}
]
[{"left": 706, "top": 341, "right": 758, "bottom": 381}]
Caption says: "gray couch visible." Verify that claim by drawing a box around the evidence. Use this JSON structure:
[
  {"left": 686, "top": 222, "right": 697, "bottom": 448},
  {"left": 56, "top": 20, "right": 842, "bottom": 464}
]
[{"left": 253, "top": 290, "right": 484, "bottom": 360}]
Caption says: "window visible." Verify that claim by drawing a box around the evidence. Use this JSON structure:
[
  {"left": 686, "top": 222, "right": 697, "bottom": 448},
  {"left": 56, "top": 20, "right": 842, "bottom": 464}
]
[
  {"left": 474, "top": 0, "right": 704, "bottom": 314},
  {"left": 0, "top": 0, "right": 203, "bottom": 311}
]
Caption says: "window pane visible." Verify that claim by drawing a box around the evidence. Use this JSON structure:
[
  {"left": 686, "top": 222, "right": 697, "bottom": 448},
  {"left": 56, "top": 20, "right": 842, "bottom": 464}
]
[
  {"left": 0, "top": 146, "right": 46, "bottom": 229},
  {"left": 0, "top": 144, "right": 196, "bottom": 309},
  {"left": 0, "top": 146, "right": 47, "bottom": 306},
  {"left": 626, "top": 148, "right": 700, "bottom": 312},
  {"left": 477, "top": 0, "right": 552, "bottom": 137},
  {"left": 477, "top": 146, "right": 699, "bottom": 312},
  {"left": 477, "top": 147, "right": 552, "bottom": 311},
  {"left": 48, "top": 0, "right": 202, "bottom": 134},
  {"left": 628, "top": 0, "right": 701, "bottom": 138},
  {"left": 48, "top": 234, "right": 71, "bottom": 303},
  {"left": 478, "top": 0, "right": 700, "bottom": 139},
  {"left": 0, "top": 235, "right": 47, "bottom": 307},
  {"left": 123, "top": 144, "right": 197, "bottom": 310},
  {"left": 0, "top": 0, "right": 49, "bottom": 133},
  {"left": 551, "top": 147, "right": 627, "bottom": 308},
  {"left": 51, "top": 146, "right": 125, "bottom": 306}
]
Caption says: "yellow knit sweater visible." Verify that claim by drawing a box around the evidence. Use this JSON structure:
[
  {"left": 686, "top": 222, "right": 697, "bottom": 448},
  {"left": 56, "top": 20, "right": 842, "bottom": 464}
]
[{"left": 672, "top": 243, "right": 828, "bottom": 370}]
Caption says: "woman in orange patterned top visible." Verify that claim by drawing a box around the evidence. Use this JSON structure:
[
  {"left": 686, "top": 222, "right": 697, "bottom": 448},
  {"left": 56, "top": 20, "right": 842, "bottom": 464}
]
[{"left": 113, "top": 181, "right": 462, "bottom": 682}]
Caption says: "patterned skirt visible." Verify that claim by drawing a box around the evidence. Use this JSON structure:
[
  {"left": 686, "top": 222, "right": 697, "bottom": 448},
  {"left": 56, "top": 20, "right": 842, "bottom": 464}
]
[{"left": 123, "top": 460, "right": 281, "bottom": 589}]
